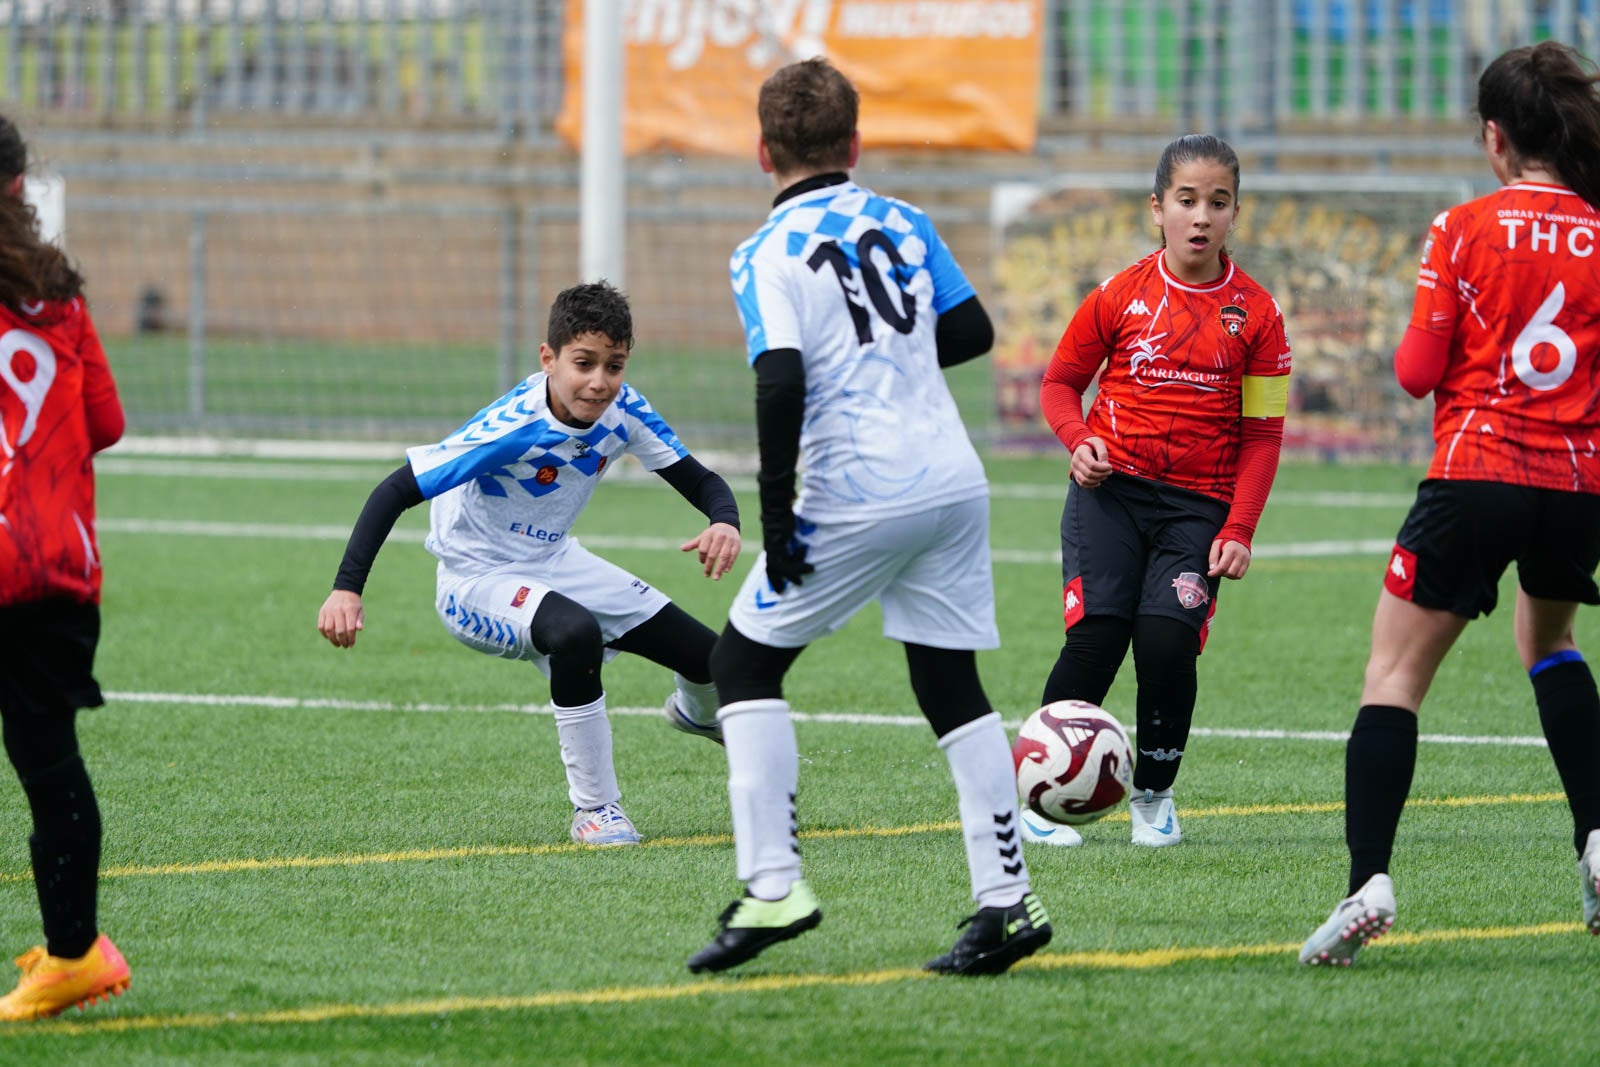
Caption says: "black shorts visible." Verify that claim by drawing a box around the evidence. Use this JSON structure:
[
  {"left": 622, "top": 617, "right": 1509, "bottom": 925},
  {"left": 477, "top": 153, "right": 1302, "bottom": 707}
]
[
  {"left": 1060, "top": 473, "right": 1228, "bottom": 648},
  {"left": 1386, "top": 479, "right": 1600, "bottom": 619},
  {"left": 0, "top": 599, "right": 103, "bottom": 716}
]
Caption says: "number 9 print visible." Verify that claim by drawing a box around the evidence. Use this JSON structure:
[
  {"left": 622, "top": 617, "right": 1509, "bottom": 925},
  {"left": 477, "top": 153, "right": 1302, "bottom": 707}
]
[{"left": 0, "top": 329, "right": 58, "bottom": 458}]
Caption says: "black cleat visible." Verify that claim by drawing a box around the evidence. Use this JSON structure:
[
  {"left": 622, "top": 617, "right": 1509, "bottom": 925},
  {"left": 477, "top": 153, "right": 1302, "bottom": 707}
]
[
  {"left": 687, "top": 880, "right": 823, "bottom": 974},
  {"left": 925, "top": 892, "right": 1052, "bottom": 975}
]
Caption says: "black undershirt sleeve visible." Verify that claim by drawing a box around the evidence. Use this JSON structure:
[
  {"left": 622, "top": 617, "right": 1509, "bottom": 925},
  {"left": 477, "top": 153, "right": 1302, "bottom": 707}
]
[
  {"left": 935, "top": 295, "right": 995, "bottom": 369},
  {"left": 753, "top": 348, "right": 807, "bottom": 537},
  {"left": 332, "top": 463, "right": 425, "bottom": 594},
  {"left": 653, "top": 456, "right": 740, "bottom": 529}
]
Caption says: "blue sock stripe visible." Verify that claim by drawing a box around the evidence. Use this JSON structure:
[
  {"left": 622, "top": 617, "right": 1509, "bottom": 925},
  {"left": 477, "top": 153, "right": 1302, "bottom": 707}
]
[{"left": 1529, "top": 649, "right": 1585, "bottom": 678}]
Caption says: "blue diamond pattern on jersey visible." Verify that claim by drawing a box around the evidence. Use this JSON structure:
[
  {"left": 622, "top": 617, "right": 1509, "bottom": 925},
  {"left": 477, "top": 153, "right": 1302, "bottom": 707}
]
[{"left": 782, "top": 197, "right": 922, "bottom": 276}]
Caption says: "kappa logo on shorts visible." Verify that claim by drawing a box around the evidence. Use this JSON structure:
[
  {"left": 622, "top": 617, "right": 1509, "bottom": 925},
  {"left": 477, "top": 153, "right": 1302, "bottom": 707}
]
[
  {"left": 510, "top": 586, "right": 531, "bottom": 608},
  {"left": 1220, "top": 305, "right": 1247, "bottom": 337},
  {"left": 1062, "top": 576, "right": 1086, "bottom": 630},
  {"left": 1172, "top": 572, "right": 1210, "bottom": 610},
  {"left": 1384, "top": 544, "right": 1418, "bottom": 600}
]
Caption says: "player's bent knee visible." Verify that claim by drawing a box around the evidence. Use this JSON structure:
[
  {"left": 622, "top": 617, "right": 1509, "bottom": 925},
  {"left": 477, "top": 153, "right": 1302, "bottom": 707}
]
[
  {"left": 528, "top": 593, "right": 604, "bottom": 665},
  {"left": 709, "top": 624, "right": 791, "bottom": 704}
]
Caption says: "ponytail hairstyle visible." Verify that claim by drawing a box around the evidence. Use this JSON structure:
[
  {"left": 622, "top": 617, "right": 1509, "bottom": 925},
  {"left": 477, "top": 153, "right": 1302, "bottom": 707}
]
[
  {"left": 1152, "top": 133, "right": 1242, "bottom": 258},
  {"left": 0, "top": 114, "right": 85, "bottom": 309},
  {"left": 1477, "top": 40, "right": 1600, "bottom": 211}
]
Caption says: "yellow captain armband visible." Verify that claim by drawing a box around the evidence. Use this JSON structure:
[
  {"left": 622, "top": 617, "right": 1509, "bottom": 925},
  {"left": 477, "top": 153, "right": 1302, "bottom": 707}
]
[{"left": 1241, "top": 374, "right": 1289, "bottom": 418}]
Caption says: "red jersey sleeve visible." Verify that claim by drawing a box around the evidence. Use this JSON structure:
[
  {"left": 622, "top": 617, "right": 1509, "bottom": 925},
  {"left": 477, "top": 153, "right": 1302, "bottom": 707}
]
[
  {"left": 1408, "top": 210, "right": 1460, "bottom": 338},
  {"left": 1040, "top": 284, "right": 1112, "bottom": 453},
  {"left": 78, "top": 309, "right": 123, "bottom": 453}
]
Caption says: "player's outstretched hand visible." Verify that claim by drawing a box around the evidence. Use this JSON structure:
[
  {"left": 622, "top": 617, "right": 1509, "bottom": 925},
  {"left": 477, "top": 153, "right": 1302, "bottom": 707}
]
[
  {"left": 1071, "top": 436, "right": 1113, "bottom": 488},
  {"left": 682, "top": 521, "right": 743, "bottom": 580},
  {"left": 318, "top": 589, "right": 365, "bottom": 648},
  {"left": 1208, "top": 538, "right": 1252, "bottom": 580}
]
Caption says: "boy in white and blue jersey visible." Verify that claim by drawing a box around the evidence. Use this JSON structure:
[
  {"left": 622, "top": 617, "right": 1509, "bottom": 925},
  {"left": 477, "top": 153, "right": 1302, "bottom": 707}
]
[
  {"left": 687, "top": 58, "right": 1051, "bottom": 977},
  {"left": 318, "top": 282, "right": 742, "bottom": 847}
]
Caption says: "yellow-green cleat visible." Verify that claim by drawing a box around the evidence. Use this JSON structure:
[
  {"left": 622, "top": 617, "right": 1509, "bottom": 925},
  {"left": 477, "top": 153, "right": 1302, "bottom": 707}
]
[{"left": 687, "top": 880, "right": 822, "bottom": 974}]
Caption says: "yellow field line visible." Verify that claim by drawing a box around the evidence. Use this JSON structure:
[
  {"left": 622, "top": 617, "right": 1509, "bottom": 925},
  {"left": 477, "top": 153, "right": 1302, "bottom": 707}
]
[
  {"left": 0, "top": 793, "right": 1565, "bottom": 885},
  {"left": 7, "top": 920, "right": 1584, "bottom": 1037}
]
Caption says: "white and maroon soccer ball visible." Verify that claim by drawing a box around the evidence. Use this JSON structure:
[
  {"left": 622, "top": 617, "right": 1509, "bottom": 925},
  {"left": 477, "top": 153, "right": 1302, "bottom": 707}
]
[{"left": 1013, "top": 700, "right": 1133, "bottom": 826}]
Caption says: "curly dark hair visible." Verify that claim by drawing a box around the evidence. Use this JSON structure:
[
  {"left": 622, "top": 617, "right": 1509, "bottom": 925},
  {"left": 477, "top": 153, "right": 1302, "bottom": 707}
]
[
  {"left": 0, "top": 114, "right": 85, "bottom": 308},
  {"left": 545, "top": 280, "right": 633, "bottom": 352}
]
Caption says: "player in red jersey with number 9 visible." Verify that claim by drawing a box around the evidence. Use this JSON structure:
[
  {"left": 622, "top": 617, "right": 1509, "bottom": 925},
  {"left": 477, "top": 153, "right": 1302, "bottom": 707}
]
[
  {"left": 0, "top": 115, "right": 131, "bottom": 1019},
  {"left": 1038, "top": 134, "right": 1291, "bottom": 850},
  {"left": 1301, "top": 41, "right": 1600, "bottom": 967}
]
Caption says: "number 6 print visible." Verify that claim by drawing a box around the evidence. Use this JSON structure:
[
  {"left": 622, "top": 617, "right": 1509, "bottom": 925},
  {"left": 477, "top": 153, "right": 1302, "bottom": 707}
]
[
  {"left": 0, "top": 328, "right": 58, "bottom": 458},
  {"left": 1511, "top": 283, "right": 1577, "bottom": 391}
]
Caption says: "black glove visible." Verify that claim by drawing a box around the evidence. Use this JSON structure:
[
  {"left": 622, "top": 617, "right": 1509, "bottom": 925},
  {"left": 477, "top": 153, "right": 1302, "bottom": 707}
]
[{"left": 763, "top": 516, "right": 814, "bottom": 593}]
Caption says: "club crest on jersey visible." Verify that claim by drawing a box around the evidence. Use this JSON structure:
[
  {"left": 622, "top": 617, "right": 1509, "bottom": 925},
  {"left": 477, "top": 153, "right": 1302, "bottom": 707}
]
[
  {"left": 1219, "top": 305, "right": 1247, "bottom": 337},
  {"left": 510, "top": 586, "right": 531, "bottom": 608},
  {"left": 1172, "top": 572, "right": 1210, "bottom": 610},
  {"left": 595, "top": 455, "right": 607, "bottom": 473},
  {"left": 535, "top": 465, "right": 559, "bottom": 486}
]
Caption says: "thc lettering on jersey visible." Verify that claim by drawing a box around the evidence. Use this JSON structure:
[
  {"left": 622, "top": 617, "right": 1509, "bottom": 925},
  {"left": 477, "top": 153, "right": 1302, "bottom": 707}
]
[{"left": 1499, "top": 218, "right": 1597, "bottom": 257}]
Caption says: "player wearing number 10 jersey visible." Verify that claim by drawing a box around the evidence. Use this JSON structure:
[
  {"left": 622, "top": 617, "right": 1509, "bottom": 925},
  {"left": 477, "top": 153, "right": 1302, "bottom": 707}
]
[
  {"left": 688, "top": 57, "right": 1050, "bottom": 978},
  {"left": 1302, "top": 41, "right": 1600, "bottom": 968}
]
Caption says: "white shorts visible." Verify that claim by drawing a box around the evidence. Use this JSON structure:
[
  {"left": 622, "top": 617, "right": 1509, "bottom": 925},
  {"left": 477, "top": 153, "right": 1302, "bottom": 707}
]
[
  {"left": 434, "top": 538, "right": 670, "bottom": 673},
  {"left": 728, "top": 495, "right": 999, "bottom": 651}
]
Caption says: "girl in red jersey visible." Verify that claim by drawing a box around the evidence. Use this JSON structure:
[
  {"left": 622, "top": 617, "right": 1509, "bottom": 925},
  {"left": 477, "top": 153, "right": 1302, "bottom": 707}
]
[
  {"left": 1037, "top": 134, "right": 1291, "bottom": 849},
  {"left": 1301, "top": 41, "right": 1600, "bottom": 967},
  {"left": 0, "top": 116, "right": 131, "bottom": 1019}
]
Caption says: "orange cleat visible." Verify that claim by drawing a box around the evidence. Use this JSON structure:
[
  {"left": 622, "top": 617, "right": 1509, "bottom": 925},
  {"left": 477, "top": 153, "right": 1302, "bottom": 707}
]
[{"left": 0, "top": 934, "right": 130, "bottom": 1021}]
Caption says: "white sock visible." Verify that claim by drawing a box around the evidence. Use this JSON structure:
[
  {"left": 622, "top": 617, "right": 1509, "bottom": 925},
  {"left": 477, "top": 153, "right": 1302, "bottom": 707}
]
[
  {"left": 553, "top": 694, "right": 618, "bottom": 810},
  {"left": 1133, "top": 787, "right": 1174, "bottom": 805},
  {"left": 939, "top": 711, "right": 1029, "bottom": 910},
  {"left": 720, "top": 698, "right": 801, "bottom": 900},
  {"left": 673, "top": 673, "right": 720, "bottom": 728}
]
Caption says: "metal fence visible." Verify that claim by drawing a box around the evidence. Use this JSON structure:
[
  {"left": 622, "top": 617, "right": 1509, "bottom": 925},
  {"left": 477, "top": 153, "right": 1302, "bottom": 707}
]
[{"left": 4, "top": 1, "right": 1598, "bottom": 139}]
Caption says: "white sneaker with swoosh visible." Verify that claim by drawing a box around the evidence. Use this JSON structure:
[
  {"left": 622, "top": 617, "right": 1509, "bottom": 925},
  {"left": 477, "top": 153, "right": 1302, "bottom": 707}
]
[
  {"left": 1129, "top": 788, "right": 1181, "bottom": 846},
  {"left": 1020, "top": 811, "right": 1083, "bottom": 847}
]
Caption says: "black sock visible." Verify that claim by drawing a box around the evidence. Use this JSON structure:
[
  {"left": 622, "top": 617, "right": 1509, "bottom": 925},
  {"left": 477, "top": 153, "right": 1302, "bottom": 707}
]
[
  {"left": 1345, "top": 704, "right": 1417, "bottom": 895},
  {"left": 22, "top": 755, "right": 102, "bottom": 959},
  {"left": 1130, "top": 616, "right": 1198, "bottom": 793},
  {"left": 1530, "top": 657, "right": 1600, "bottom": 856}
]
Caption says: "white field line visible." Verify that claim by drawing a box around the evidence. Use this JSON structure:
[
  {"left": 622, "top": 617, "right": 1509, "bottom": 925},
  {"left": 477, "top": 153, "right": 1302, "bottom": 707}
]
[
  {"left": 97, "top": 516, "right": 1393, "bottom": 564},
  {"left": 103, "top": 689, "right": 1548, "bottom": 748},
  {"left": 97, "top": 456, "right": 1416, "bottom": 509}
]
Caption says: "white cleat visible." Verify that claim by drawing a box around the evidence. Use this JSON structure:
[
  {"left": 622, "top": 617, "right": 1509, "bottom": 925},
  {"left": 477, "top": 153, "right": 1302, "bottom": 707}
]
[
  {"left": 1020, "top": 811, "right": 1083, "bottom": 847},
  {"left": 1129, "top": 788, "right": 1181, "bottom": 847},
  {"left": 1300, "top": 873, "right": 1397, "bottom": 966},
  {"left": 570, "top": 802, "right": 642, "bottom": 846},
  {"left": 1581, "top": 829, "right": 1600, "bottom": 936},
  {"left": 663, "top": 693, "right": 724, "bottom": 746}
]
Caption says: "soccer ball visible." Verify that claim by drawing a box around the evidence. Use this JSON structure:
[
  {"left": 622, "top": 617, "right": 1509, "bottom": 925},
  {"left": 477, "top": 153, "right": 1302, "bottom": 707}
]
[{"left": 1013, "top": 700, "right": 1133, "bottom": 825}]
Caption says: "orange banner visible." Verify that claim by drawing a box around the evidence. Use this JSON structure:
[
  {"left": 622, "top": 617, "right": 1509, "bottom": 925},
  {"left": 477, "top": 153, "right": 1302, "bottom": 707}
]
[{"left": 557, "top": 1, "right": 1043, "bottom": 156}]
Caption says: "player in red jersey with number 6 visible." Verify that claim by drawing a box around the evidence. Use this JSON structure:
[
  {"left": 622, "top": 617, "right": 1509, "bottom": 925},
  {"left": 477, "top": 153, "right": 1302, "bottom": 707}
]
[
  {"left": 1301, "top": 41, "right": 1600, "bottom": 966},
  {"left": 0, "top": 115, "right": 131, "bottom": 1020},
  {"left": 1038, "top": 134, "right": 1291, "bottom": 850}
]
